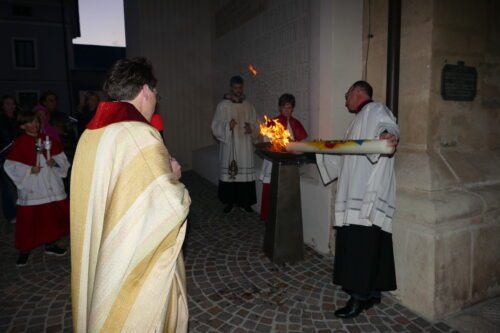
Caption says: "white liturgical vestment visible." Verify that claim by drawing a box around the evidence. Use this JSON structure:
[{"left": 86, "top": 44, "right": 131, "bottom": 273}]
[{"left": 316, "top": 102, "right": 399, "bottom": 233}]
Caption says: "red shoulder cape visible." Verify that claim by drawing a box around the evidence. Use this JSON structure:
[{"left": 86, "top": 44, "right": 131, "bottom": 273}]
[
  {"left": 6, "top": 133, "right": 62, "bottom": 166},
  {"left": 86, "top": 102, "right": 149, "bottom": 129}
]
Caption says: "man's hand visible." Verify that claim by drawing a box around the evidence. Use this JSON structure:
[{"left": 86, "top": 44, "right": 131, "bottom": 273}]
[
  {"left": 244, "top": 122, "right": 252, "bottom": 134},
  {"left": 380, "top": 132, "right": 399, "bottom": 148},
  {"left": 230, "top": 119, "right": 237, "bottom": 130},
  {"left": 170, "top": 157, "right": 182, "bottom": 179},
  {"left": 31, "top": 166, "right": 41, "bottom": 174},
  {"left": 46, "top": 158, "right": 56, "bottom": 168}
]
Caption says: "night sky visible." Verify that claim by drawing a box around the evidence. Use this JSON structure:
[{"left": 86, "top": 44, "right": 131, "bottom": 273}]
[{"left": 72, "top": 0, "right": 126, "bottom": 47}]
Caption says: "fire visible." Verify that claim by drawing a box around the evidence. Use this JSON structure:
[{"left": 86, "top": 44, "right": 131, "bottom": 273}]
[
  {"left": 259, "top": 116, "right": 290, "bottom": 151},
  {"left": 248, "top": 64, "right": 258, "bottom": 76}
]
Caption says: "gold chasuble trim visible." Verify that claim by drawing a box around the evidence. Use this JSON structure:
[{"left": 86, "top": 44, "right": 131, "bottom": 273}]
[
  {"left": 100, "top": 221, "right": 184, "bottom": 332},
  {"left": 101, "top": 143, "right": 172, "bottom": 238},
  {"left": 70, "top": 128, "right": 105, "bottom": 329}
]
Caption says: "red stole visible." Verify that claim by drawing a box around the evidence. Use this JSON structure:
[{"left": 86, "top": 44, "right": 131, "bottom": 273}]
[
  {"left": 6, "top": 133, "right": 63, "bottom": 166},
  {"left": 87, "top": 102, "right": 149, "bottom": 130},
  {"left": 274, "top": 115, "right": 308, "bottom": 142}
]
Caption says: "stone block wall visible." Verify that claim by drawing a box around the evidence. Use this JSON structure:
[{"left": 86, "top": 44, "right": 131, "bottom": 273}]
[
  {"left": 364, "top": 0, "right": 500, "bottom": 320},
  {"left": 212, "top": 0, "right": 311, "bottom": 129}
]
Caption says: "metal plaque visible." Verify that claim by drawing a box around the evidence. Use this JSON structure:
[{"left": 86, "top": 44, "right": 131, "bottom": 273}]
[{"left": 441, "top": 61, "right": 477, "bottom": 101}]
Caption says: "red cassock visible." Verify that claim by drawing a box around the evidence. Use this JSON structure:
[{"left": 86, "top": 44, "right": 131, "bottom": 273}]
[{"left": 6, "top": 134, "right": 69, "bottom": 252}]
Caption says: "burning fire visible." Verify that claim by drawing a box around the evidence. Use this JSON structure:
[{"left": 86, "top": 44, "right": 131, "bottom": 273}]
[
  {"left": 248, "top": 64, "right": 258, "bottom": 76},
  {"left": 259, "top": 116, "right": 291, "bottom": 151}
]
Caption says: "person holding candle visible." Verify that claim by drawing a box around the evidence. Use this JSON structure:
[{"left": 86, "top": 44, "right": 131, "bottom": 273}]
[
  {"left": 316, "top": 80, "right": 399, "bottom": 318},
  {"left": 259, "top": 93, "right": 308, "bottom": 221},
  {"left": 3, "top": 110, "right": 70, "bottom": 267}
]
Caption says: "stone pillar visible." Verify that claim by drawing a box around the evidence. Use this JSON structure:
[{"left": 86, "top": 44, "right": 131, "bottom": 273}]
[{"left": 365, "top": 0, "right": 500, "bottom": 320}]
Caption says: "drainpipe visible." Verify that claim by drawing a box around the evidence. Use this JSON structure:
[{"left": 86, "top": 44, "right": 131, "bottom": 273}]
[{"left": 386, "top": 0, "right": 401, "bottom": 120}]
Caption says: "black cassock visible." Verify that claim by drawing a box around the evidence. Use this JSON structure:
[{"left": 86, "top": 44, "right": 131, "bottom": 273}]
[{"left": 333, "top": 224, "right": 397, "bottom": 294}]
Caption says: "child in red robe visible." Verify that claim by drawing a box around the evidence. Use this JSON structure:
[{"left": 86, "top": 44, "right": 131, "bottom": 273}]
[
  {"left": 259, "top": 94, "right": 308, "bottom": 220},
  {"left": 4, "top": 110, "right": 70, "bottom": 266}
]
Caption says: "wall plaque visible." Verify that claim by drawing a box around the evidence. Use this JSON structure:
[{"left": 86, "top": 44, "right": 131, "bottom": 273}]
[{"left": 441, "top": 61, "right": 477, "bottom": 101}]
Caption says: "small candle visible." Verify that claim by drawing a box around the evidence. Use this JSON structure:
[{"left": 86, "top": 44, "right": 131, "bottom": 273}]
[{"left": 43, "top": 135, "right": 52, "bottom": 162}]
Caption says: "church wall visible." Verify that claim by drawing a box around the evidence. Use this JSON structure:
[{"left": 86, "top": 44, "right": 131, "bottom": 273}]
[
  {"left": 123, "top": 0, "right": 214, "bottom": 169},
  {"left": 212, "top": 0, "right": 311, "bottom": 129},
  {"left": 364, "top": 0, "right": 500, "bottom": 320}
]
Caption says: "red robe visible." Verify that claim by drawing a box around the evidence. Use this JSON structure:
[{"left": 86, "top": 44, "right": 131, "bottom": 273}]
[{"left": 6, "top": 134, "right": 69, "bottom": 252}]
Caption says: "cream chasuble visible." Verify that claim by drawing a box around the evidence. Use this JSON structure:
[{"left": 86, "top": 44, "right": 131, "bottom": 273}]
[{"left": 70, "top": 118, "right": 191, "bottom": 333}]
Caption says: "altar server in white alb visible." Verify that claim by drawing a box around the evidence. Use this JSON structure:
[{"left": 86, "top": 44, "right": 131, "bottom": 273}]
[
  {"left": 211, "top": 75, "right": 259, "bottom": 213},
  {"left": 316, "top": 80, "right": 399, "bottom": 319}
]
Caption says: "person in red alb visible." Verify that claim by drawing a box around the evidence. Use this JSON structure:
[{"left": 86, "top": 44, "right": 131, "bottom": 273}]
[
  {"left": 259, "top": 93, "right": 308, "bottom": 220},
  {"left": 4, "top": 110, "right": 70, "bottom": 267}
]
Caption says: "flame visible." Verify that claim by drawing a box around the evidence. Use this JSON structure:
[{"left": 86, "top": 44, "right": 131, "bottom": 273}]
[
  {"left": 248, "top": 64, "right": 258, "bottom": 76},
  {"left": 259, "top": 116, "right": 290, "bottom": 151}
]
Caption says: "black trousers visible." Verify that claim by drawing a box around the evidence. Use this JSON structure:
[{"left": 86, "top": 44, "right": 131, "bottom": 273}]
[
  {"left": 218, "top": 181, "right": 256, "bottom": 207},
  {"left": 333, "top": 225, "right": 397, "bottom": 295}
]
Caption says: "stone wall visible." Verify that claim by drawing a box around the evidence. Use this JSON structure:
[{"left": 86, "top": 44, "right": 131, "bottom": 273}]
[
  {"left": 212, "top": 0, "right": 311, "bottom": 128},
  {"left": 124, "top": 0, "right": 214, "bottom": 169},
  {"left": 364, "top": 0, "right": 500, "bottom": 320}
]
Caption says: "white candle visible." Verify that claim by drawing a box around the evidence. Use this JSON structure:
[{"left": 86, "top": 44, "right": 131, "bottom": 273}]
[
  {"left": 286, "top": 139, "right": 394, "bottom": 155},
  {"left": 43, "top": 135, "right": 52, "bottom": 162}
]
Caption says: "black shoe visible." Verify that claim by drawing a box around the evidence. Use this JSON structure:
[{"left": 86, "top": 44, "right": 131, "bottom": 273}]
[
  {"left": 242, "top": 205, "right": 253, "bottom": 213},
  {"left": 16, "top": 252, "right": 30, "bottom": 267},
  {"left": 223, "top": 204, "right": 234, "bottom": 213},
  {"left": 44, "top": 244, "right": 67, "bottom": 256},
  {"left": 334, "top": 297, "right": 373, "bottom": 318}
]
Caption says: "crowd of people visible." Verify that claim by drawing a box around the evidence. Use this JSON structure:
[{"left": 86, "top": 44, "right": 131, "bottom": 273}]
[
  {"left": 0, "top": 90, "right": 112, "bottom": 266},
  {"left": 1, "top": 56, "right": 399, "bottom": 330}
]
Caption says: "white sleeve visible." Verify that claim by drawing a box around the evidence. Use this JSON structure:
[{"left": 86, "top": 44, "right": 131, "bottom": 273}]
[
  {"left": 315, "top": 154, "right": 341, "bottom": 185},
  {"left": 211, "top": 104, "right": 231, "bottom": 144},
  {"left": 3, "top": 160, "right": 30, "bottom": 190},
  {"left": 51, "top": 152, "right": 71, "bottom": 178}
]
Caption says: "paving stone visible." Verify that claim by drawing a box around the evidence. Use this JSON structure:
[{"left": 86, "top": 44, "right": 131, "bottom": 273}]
[{"left": 0, "top": 172, "right": 485, "bottom": 332}]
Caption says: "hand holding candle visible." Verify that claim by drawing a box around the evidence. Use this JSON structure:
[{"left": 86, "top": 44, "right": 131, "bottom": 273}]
[{"left": 43, "top": 135, "right": 52, "bottom": 162}]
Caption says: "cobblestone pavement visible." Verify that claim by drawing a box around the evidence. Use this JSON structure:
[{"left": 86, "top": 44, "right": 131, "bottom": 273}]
[{"left": 0, "top": 172, "right": 468, "bottom": 332}]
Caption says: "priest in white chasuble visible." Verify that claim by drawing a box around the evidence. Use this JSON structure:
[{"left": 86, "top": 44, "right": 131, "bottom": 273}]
[
  {"left": 316, "top": 80, "right": 399, "bottom": 319},
  {"left": 211, "top": 75, "right": 259, "bottom": 213},
  {"left": 70, "top": 57, "right": 190, "bottom": 333}
]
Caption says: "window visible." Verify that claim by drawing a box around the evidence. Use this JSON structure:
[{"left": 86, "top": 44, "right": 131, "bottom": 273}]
[
  {"left": 13, "top": 39, "right": 37, "bottom": 69},
  {"left": 17, "top": 91, "right": 39, "bottom": 111}
]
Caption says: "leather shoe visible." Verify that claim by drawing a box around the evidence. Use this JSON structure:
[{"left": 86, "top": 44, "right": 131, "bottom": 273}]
[{"left": 334, "top": 297, "right": 373, "bottom": 318}]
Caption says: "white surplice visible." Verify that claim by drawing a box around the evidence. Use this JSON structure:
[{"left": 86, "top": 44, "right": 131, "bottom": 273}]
[
  {"left": 4, "top": 152, "right": 70, "bottom": 206},
  {"left": 211, "top": 99, "right": 258, "bottom": 182},
  {"left": 316, "top": 102, "right": 400, "bottom": 233}
]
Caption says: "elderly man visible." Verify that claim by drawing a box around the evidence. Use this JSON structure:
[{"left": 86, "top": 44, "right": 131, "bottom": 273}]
[
  {"left": 317, "top": 80, "right": 399, "bottom": 318},
  {"left": 70, "top": 57, "right": 190, "bottom": 332}
]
